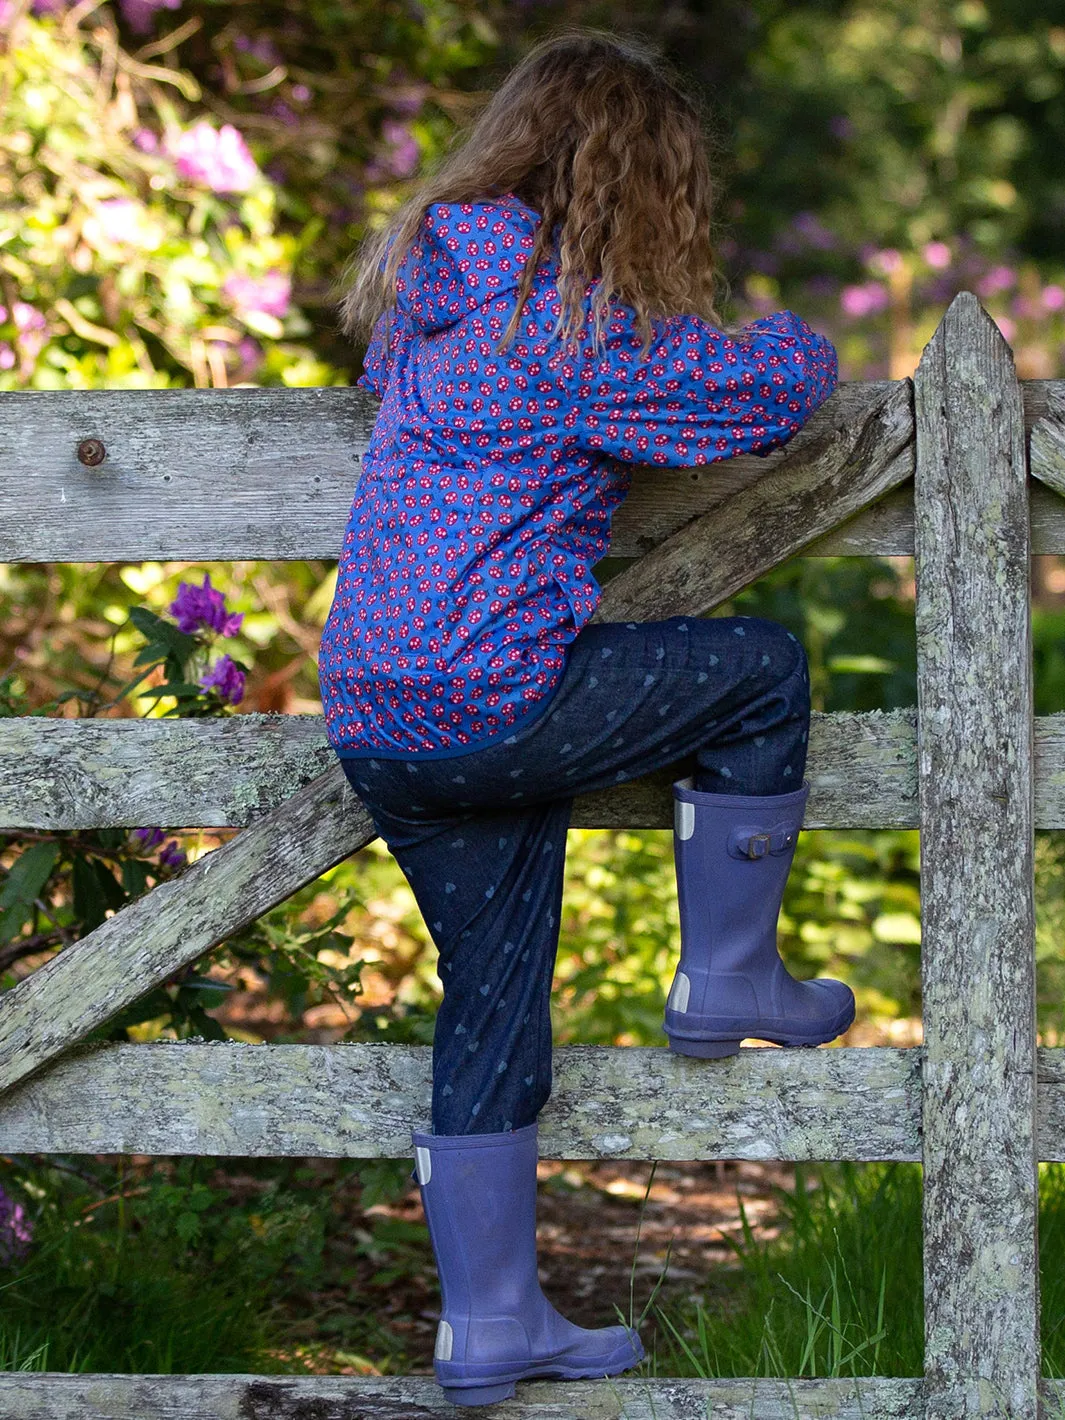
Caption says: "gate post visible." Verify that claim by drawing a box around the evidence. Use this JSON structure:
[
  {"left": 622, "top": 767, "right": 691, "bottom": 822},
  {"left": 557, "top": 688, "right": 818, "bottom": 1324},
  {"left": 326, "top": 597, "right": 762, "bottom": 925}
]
[{"left": 914, "top": 290, "right": 1039, "bottom": 1416}]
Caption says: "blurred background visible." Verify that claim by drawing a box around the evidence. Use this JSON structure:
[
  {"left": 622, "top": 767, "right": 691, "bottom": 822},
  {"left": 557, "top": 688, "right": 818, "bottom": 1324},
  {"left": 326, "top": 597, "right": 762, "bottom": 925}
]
[{"left": 1, "top": 0, "right": 1065, "bottom": 1388}]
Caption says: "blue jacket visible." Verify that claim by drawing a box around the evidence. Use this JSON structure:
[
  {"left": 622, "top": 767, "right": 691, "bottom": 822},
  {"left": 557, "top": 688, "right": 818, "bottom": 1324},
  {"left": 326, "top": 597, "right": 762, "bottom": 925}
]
[{"left": 318, "top": 195, "right": 838, "bottom": 758}]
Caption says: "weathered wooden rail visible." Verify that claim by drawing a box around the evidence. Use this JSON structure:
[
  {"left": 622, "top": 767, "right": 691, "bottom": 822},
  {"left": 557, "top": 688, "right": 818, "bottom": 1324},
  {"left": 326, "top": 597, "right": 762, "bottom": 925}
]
[{"left": 0, "top": 290, "right": 1059, "bottom": 1416}]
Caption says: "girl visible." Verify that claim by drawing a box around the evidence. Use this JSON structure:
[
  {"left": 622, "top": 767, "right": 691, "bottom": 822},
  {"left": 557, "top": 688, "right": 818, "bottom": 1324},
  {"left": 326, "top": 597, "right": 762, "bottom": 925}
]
[{"left": 319, "top": 27, "right": 854, "bottom": 1408}]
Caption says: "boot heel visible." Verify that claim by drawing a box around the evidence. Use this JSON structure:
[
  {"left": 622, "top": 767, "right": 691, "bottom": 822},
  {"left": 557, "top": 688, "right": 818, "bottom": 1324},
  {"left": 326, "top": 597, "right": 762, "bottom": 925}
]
[
  {"left": 667, "top": 1035, "right": 742, "bottom": 1059},
  {"left": 442, "top": 1381, "right": 517, "bottom": 1407}
]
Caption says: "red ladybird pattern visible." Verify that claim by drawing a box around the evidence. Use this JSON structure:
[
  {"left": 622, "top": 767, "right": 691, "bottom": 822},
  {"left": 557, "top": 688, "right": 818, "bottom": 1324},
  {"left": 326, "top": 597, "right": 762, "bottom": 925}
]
[{"left": 318, "top": 197, "right": 838, "bottom": 757}]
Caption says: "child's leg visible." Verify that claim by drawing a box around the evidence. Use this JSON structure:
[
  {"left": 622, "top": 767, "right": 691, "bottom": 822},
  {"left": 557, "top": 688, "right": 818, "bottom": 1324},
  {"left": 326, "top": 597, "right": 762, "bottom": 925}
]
[{"left": 340, "top": 771, "right": 572, "bottom": 1136}]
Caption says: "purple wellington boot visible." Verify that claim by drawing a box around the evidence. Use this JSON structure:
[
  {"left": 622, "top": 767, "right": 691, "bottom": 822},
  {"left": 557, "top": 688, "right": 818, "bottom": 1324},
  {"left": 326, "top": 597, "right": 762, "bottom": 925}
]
[
  {"left": 664, "top": 777, "right": 855, "bottom": 1059},
  {"left": 412, "top": 1122, "right": 645, "bottom": 1407}
]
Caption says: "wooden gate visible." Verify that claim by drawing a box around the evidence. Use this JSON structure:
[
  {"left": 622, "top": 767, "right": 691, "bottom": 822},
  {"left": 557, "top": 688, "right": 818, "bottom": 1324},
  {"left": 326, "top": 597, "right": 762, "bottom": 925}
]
[{"left": 1, "top": 290, "right": 1063, "bottom": 1416}]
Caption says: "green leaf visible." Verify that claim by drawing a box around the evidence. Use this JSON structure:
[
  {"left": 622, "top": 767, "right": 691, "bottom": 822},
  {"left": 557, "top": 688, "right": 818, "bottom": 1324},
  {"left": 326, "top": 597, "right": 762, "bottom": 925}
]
[
  {"left": 121, "top": 858, "right": 150, "bottom": 897},
  {"left": 0, "top": 840, "right": 60, "bottom": 942},
  {"left": 72, "top": 853, "right": 108, "bottom": 933},
  {"left": 134, "top": 681, "right": 205, "bottom": 701},
  {"left": 128, "top": 607, "right": 199, "bottom": 668}
]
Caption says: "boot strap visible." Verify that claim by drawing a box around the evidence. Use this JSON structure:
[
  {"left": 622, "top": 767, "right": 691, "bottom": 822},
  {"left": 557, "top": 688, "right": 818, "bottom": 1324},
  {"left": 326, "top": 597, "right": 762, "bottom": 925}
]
[{"left": 727, "top": 825, "right": 798, "bottom": 860}]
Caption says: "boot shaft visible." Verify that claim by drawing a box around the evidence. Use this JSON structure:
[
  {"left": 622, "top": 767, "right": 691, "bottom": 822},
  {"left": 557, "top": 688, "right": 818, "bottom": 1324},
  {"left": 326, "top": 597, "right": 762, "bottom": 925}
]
[{"left": 673, "top": 778, "right": 808, "bottom": 981}]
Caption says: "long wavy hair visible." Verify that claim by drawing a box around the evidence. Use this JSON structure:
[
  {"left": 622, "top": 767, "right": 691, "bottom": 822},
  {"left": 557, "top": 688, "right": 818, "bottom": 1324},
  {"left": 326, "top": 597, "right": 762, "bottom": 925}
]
[{"left": 332, "top": 28, "right": 738, "bottom": 357}]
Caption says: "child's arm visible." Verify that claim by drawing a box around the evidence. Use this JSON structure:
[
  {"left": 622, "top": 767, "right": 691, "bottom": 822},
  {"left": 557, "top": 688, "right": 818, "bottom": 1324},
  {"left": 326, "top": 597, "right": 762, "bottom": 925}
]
[{"left": 576, "top": 307, "right": 838, "bottom": 465}]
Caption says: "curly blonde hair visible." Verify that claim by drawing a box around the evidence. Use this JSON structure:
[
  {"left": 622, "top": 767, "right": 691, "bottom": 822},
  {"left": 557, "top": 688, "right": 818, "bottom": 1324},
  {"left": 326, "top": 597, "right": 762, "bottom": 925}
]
[{"left": 333, "top": 27, "right": 738, "bottom": 357}]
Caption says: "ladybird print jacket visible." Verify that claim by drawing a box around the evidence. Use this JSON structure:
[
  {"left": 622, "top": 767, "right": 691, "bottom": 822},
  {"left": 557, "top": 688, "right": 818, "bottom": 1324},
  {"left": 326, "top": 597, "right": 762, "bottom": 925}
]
[{"left": 318, "top": 195, "right": 839, "bottom": 759}]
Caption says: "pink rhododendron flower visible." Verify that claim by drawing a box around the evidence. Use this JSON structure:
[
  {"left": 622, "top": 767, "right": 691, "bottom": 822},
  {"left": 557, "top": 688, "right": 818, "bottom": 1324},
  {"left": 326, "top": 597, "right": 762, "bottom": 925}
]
[
  {"left": 119, "top": 0, "right": 181, "bottom": 34},
  {"left": 923, "top": 241, "right": 951, "bottom": 269},
  {"left": 976, "top": 265, "right": 1016, "bottom": 298},
  {"left": 0, "top": 302, "right": 48, "bottom": 373},
  {"left": 171, "top": 121, "right": 259, "bottom": 194},
  {"left": 89, "top": 198, "right": 163, "bottom": 251},
  {"left": 867, "top": 248, "right": 903, "bottom": 277},
  {"left": 222, "top": 272, "right": 291, "bottom": 321},
  {"left": 840, "top": 282, "right": 890, "bottom": 317}
]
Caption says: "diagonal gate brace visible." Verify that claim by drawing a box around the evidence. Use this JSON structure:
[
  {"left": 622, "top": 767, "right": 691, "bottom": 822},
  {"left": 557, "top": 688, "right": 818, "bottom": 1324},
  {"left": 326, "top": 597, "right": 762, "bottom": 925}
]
[{"left": 0, "top": 380, "right": 914, "bottom": 1096}]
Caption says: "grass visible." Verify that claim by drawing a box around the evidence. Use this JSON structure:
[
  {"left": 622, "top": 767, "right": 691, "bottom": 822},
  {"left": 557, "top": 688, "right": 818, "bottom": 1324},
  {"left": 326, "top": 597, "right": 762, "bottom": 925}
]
[
  {"left": 6, "top": 1153, "right": 1065, "bottom": 1382},
  {"left": 640, "top": 1160, "right": 1065, "bottom": 1382}
]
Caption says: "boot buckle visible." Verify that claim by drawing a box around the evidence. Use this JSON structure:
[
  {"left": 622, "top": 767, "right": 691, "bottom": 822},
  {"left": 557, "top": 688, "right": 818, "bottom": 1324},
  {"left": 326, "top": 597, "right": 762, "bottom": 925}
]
[{"left": 746, "top": 833, "right": 772, "bottom": 860}]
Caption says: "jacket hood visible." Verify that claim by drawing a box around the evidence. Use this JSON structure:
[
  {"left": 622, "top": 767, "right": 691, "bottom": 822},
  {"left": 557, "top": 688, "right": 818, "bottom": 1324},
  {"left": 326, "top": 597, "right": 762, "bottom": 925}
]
[{"left": 394, "top": 196, "right": 542, "bottom": 334}]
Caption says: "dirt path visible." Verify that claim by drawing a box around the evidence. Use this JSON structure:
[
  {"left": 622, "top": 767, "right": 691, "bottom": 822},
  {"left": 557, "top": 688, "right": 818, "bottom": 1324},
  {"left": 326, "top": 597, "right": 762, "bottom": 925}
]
[{"left": 271, "top": 1156, "right": 794, "bottom": 1376}]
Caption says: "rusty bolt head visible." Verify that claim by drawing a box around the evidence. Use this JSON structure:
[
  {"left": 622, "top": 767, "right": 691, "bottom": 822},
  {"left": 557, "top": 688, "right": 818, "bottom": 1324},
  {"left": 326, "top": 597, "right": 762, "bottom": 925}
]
[{"left": 76, "top": 438, "right": 106, "bottom": 467}]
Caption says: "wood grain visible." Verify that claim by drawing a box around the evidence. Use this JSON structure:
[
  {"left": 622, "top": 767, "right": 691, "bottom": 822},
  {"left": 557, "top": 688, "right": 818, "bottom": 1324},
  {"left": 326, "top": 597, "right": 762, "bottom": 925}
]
[
  {"left": 914, "top": 291, "right": 1038, "bottom": 1418},
  {"left": 1, "top": 376, "right": 1062, "bottom": 563},
  {"left": 0, "top": 1373, "right": 926, "bottom": 1420}
]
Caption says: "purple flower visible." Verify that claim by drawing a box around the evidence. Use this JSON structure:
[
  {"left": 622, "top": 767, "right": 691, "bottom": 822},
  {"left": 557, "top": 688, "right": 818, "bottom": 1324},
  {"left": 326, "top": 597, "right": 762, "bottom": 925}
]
[
  {"left": 118, "top": 0, "right": 181, "bottom": 34},
  {"left": 268, "top": 98, "right": 299, "bottom": 127},
  {"left": 994, "top": 314, "right": 1016, "bottom": 343},
  {"left": 840, "top": 282, "right": 890, "bottom": 317},
  {"left": 222, "top": 272, "right": 291, "bottom": 321},
  {"left": 30, "top": 0, "right": 70, "bottom": 14},
  {"left": 805, "top": 274, "right": 837, "bottom": 297},
  {"left": 170, "top": 122, "right": 259, "bottom": 195},
  {"left": 132, "top": 826, "right": 166, "bottom": 852},
  {"left": 158, "top": 841, "right": 188, "bottom": 870},
  {"left": 366, "top": 119, "right": 420, "bottom": 182},
  {"left": 1042, "top": 284, "right": 1065, "bottom": 313},
  {"left": 199, "top": 654, "right": 246, "bottom": 705},
  {"left": 380, "top": 80, "right": 428, "bottom": 118},
  {"left": 0, "top": 1187, "right": 32, "bottom": 1267},
  {"left": 291, "top": 84, "right": 312, "bottom": 104},
  {"left": 233, "top": 33, "right": 282, "bottom": 66},
  {"left": 208, "top": 335, "right": 264, "bottom": 383},
  {"left": 747, "top": 250, "right": 780, "bottom": 276},
  {"left": 168, "top": 573, "right": 243, "bottom": 637},
  {"left": 923, "top": 241, "right": 952, "bottom": 270},
  {"left": 793, "top": 210, "right": 838, "bottom": 252},
  {"left": 976, "top": 264, "right": 1016, "bottom": 298},
  {"left": 132, "top": 128, "right": 160, "bottom": 153}
]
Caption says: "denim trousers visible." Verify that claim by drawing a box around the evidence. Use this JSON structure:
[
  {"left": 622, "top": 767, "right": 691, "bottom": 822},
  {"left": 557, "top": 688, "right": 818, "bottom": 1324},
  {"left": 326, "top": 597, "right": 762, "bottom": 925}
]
[{"left": 336, "top": 615, "right": 810, "bottom": 1136}]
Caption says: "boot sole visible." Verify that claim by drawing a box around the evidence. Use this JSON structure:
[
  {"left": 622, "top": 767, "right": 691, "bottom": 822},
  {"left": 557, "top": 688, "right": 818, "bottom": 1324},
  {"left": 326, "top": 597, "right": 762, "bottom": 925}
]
[
  {"left": 665, "top": 997, "right": 856, "bottom": 1058},
  {"left": 439, "top": 1332, "right": 645, "bottom": 1406}
]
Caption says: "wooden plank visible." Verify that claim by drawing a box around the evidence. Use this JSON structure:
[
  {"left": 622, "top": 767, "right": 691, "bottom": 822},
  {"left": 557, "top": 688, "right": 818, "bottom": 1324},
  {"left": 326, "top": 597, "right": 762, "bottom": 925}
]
[
  {"left": 591, "top": 380, "right": 915, "bottom": 623},
  {"left": 0, "top": 765, "right": 375, "bottom": 1096},
  {"left": 0, "top": 708, "right": 919, "bottom": 830},
  {"left": 0, "top": 381, "right": 897, "bottom": 563},
  {"left": 15, "top": 704, "right": 1065, "bottom": 834},
  {"left": 3, "top": 378, "right": 1065, "bottom": 561},
  {"left": 0, "top": 1374, "right": 926, "bottom": 1418},
  {"left": 0, "top": 1042, "right": 923, "bottom": 1161},
  {"left": 913, "top": 291, "right": 1038, "bottom": 1417},
  {"left": 12, "top": 1040, "right": 1065, "bottom": 1164}
]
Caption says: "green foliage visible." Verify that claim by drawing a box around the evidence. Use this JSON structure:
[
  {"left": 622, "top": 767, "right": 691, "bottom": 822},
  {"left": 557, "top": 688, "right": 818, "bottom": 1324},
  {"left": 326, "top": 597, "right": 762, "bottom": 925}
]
[
  {"left": 646, "top": 1162, "right": 1065, "bottom": 1380},
  {"left": 0, "top": 1155, "right": 325, "bottom": 1373}
]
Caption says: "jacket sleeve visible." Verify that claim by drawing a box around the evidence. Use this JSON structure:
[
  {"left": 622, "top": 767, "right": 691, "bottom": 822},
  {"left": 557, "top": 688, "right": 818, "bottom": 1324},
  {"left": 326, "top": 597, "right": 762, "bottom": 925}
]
[
  {"left": 355, "top": 306, "right": 410, "bottom": 400},
  {"left": 574, "top": 308, "right": 838, "bottom": 465}
]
